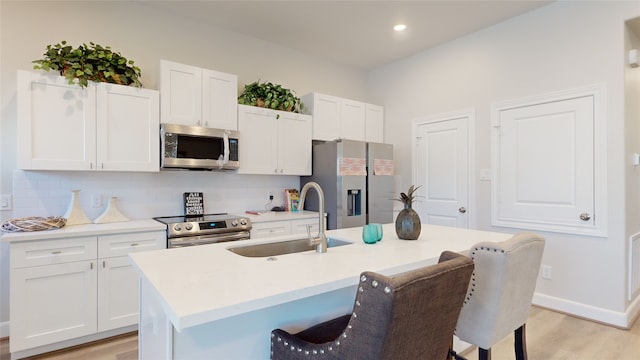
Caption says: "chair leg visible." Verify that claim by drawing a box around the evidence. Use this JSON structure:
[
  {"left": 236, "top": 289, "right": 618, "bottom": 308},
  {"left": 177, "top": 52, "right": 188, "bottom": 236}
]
[
  {"left": 449, "top": 349, "right": 467, "bottom": 360},
  {"left": 514, "top": 324, "right": 528, "bottom": 360},
  {"left": 478, "top": 348, "right": 491, "bottom": 360}
]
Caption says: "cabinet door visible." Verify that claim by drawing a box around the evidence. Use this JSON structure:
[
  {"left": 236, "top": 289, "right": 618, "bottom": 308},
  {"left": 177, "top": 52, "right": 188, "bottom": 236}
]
[
  {"left": 202, "top": 69, "right": 238, "bottom": 130},
  {"left": 237, "top": 105, "right": 278, "bottom": 174},
  {"left": 160, "top": 60, "right": 202, "bottom": 126},
  {"left": 96, "top": 83, "right": 160, "bottom": 172},
  {"left": 17, "top": 70, "right": 96, "bottom": 170},
  {"left": 340, "top": 99, "right": 366, "bottom": 141},
  {"left": 309, "top": 93, "right": 341, "bottom": 141},
  {"left": 10, "top": 261, "right": 97, "bottom": 352},
  {"left": 277, "top": 111, "right": 312, "bottom": 175},
  {"left": 97, "top": 256, "right": 139, "bottom": 331},
  {"left": 365, "top": 104, "right": 384, "bottom": 143}
]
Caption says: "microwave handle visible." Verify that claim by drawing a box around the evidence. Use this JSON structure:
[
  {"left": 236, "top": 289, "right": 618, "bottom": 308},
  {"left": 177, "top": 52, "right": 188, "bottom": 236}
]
[{"left": 223, "top": 131, "right": 230, "bottom": 164}]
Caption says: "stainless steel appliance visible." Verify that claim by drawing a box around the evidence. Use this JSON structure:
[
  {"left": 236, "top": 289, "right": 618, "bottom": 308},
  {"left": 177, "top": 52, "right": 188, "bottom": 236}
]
[
  {"left": 160, "top": 123, "right": 240, "bottom": 170},
  {"left": 154, "top": 213, "right": 252, "bottom": 248},
  {"left": 301, "top": 140, "right": 394, "bottom": 229}
]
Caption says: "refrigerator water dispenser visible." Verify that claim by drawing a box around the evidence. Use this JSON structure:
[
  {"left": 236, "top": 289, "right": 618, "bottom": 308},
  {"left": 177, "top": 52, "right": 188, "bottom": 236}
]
[{"left": 347, "top": 189, "right": 362, "bottom": 216}]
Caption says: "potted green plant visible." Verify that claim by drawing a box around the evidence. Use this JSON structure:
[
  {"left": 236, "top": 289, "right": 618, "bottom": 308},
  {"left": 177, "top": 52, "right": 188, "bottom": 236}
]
[
  {"left": 238, "top": 80, "right": 304, "bottom": 113},
  {"left": 32, "top": 40, "right": 142, "bottom": 88}
]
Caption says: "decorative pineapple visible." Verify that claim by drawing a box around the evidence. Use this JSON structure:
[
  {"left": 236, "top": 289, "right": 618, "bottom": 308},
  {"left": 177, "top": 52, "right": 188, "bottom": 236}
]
[
  {"left": 394, "top": 185, "right": 420, "bottom": 209},
  {"left": 394, "top": 185, "right": 422, "bottom": 240}
]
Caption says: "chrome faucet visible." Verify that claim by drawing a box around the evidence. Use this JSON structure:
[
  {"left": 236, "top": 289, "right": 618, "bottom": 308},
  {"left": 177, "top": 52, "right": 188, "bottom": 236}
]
[{"left": 299, "top": 181, "right": 327, "bottom": 253}]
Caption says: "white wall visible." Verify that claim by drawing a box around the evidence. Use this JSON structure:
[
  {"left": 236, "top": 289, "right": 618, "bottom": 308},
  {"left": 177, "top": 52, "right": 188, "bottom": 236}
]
[
  {"left": 0, "top": 1, "right": 372, "bottom": 334},
  {"left": 369, "top": 1, "right": 640, "bottom": 327}
]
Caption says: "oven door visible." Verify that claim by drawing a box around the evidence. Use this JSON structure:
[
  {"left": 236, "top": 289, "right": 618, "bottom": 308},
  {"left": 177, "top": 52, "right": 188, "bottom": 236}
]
[{"left": 168, "top": 231, "right": 251, "bottom": 248}]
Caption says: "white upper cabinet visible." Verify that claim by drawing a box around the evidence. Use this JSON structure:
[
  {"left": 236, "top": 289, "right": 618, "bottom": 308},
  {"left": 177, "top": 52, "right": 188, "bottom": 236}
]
[
  {"left": 340, "top": 98, "right": 365, "bottom": 141},
  {"left": 301, "top": 92, "right": 383, "bottom": 142},
  {"left": 96, "top": 83, "right": 160, "bottom": 172},
  {"left": 17, "top": 70, "right": 159, "bottom": 172},
  {"left": 160, "top": 60, "right": 238, "bottom": 130},
  {"left": 365, "top": 103, "right": 384, "bottom": 143},
  {"left": 237, "top": 104, "right": 312, "bottom": 175}
]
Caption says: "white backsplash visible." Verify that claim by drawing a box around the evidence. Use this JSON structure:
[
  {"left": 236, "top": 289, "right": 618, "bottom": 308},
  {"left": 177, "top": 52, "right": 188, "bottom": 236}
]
[{"left": 12, "top": 170, "right": 300, "bottom": 221}]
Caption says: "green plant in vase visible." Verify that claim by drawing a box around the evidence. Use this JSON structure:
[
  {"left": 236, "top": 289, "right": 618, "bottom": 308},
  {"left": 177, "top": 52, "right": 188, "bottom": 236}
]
[
  {"left": 238, "top": 80, "right": 304, "bottom": 113},
  {"left": 394, "top": 185, "right": 422, "bottom": 240},
  {"left": 32, "top": 40, "right": 142, "bottom": 88}
]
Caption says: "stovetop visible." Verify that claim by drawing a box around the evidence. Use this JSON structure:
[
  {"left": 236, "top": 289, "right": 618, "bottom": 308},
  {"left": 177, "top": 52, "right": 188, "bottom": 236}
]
[{"left": 154, "top": 213, "right": 252, "bottom": 238}]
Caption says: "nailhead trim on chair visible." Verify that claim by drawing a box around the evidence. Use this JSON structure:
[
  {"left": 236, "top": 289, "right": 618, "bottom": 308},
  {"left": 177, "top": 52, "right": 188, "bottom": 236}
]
[
  {"left": 271, "top": 273, "right": 394, "bottom": 357},
  {"left": 463, "top": 246, "right": 506, "bottom": 305}
]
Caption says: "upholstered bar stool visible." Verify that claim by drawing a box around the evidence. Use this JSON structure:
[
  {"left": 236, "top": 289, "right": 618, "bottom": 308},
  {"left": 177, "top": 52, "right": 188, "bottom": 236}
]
[
  {"left": 270, "top": 251, "right": 474, "bottom": 360},
  {"left": 452, "top": 233, "right": 545, "bottom": 360}
]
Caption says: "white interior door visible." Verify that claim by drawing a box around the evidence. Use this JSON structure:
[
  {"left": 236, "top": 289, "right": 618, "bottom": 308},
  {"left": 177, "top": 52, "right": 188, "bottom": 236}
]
[
  {"left": 492, "top": 93, "right": 598, "bottom": 234},
  {"left": 414, "top": 114, "right": 469, "bottom": 228}
]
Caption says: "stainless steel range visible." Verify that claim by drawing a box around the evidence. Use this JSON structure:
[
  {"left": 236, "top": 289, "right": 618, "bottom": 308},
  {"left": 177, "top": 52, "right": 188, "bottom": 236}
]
[{"left": 154, "top": 213, "right": 252, "bottom": 248}]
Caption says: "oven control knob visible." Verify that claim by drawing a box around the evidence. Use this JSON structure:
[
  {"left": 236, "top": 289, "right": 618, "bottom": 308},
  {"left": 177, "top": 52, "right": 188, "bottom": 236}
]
[
  {"left": 240, "top": 219, "right": 247, "bottom": 226},
  {"left": 185, "top": 223, "right": 193, "bottom": 231},
  {"left": 231, "top": 220, "right": 238, "bottom": 227},
  {"left": 173, "top": 224, "right": 182, "bottom": 232}
]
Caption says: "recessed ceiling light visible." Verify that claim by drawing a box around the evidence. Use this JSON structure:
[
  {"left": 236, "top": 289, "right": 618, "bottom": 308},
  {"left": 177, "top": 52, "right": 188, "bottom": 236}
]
[{"left": 393, "top": 24, "right": 407, "bottom": 32}]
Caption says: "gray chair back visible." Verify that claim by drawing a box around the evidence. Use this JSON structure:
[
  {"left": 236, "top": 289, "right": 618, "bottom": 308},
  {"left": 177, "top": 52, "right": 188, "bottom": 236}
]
[{"left": 454, "top": 232, "right": 545, "bottom": 350}]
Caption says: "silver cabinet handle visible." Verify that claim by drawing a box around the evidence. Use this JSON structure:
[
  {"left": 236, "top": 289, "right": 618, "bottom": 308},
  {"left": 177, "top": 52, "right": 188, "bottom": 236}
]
[
  {"left": 458, "top": 207, "right": 467, "bottom": 214},
  {"left": 51, "top": 251, "right": 62, "bottom": 255},
  {"left": 580, "top": 213, "right": 591, "bottom": 221},
  {"left": 130, "top": 243, "right": 139, "bottom": 247}
]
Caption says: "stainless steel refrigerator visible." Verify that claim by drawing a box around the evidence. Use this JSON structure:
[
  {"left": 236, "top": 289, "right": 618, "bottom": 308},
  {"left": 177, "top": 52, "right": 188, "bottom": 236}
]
[{"left": 301, "top": 140, "right": 394, "bottom": 229}]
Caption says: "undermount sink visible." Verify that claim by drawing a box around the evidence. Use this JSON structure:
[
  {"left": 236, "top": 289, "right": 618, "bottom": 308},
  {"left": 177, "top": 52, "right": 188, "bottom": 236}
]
[{"left": 228, "top": 237, "right": 352, "bottom": 258}]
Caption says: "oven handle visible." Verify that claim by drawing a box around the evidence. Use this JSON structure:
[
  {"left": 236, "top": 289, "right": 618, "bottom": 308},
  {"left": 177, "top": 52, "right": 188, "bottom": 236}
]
[{"left": 169, "top": 231, "right": 251, "bottom": 248}]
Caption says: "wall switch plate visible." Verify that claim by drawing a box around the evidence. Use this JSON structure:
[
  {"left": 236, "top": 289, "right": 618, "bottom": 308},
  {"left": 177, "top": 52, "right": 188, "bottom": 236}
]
[
  {"left": 0, "top": 194, "right": 12, "bottom": 211},
  {"left": 542, "top": 265, "right": 552, "bottom": 280}
]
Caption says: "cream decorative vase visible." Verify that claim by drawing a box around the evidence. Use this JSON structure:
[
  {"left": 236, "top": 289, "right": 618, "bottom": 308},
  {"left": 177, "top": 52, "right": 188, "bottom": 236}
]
[
  {"left": 63, "top": 189, "right": 91, "bottom": 226},
  {"left": 93, "top": 197, "right": 129, "bottom": 224}
]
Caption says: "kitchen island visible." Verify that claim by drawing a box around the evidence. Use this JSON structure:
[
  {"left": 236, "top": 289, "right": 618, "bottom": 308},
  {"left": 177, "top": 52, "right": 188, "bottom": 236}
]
[{"left": 129, "top": 223, "right": 513, "bottom": 359}]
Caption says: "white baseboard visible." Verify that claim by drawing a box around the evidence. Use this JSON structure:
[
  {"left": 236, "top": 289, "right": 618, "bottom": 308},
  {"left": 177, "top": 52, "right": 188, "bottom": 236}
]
[
  {"left": 1, "top": 320, "right": 9, "bottom": 338},
  {"left": 533, "top": 292, "right": 640, "bottom": 328}
]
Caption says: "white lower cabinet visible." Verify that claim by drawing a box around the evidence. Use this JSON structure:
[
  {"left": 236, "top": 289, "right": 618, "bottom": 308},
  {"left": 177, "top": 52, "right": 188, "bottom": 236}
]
[
  {"left": 10, "top": 259, "right": 98, "bottom": 352},
  {"left": 250, "top": 216, "right": 323, "bottom": 239},
  {"left": 250, "top": 221, "right": 292, "bottom": 238},
  {"left": 9, "top": 230, "right": 165, "bottom": 356}
]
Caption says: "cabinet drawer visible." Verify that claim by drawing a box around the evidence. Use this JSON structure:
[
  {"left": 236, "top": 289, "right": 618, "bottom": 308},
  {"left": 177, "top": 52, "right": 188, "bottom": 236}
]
[
  {"left": 250, "top": 221, "right": 292, "bottom": 239},
  {"left": 98, "top": 231, "right": 166, "bottom": 258},
  {"left": 11, "top": 237, "right": 97, "bottom": 269},
  {"left": 291, "top": 218, "right": 322, "bottom": 235}
]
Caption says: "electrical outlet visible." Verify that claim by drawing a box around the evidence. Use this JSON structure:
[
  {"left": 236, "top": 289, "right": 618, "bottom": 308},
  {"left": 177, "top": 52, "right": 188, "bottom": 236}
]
[
  {"left": 542, "top": 265, "right": 552, "bottom": 280},
  {"left": 91, "top": 194, "right": 103, "bottom": 208}
]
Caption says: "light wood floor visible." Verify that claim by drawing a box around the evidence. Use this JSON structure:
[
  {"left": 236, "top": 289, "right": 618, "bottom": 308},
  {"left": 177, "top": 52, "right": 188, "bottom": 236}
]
[{"left": 1, "top": 306, "right": 639, "bottom": 359}]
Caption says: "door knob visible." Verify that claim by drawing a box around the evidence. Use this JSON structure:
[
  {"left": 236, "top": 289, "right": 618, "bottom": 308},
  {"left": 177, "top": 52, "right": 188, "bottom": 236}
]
[
  {"left": 580, "top": 213, "right": 591, "bottom": 221},
  {"left": 458, "top": 207, "right": 467, "bottom": 214}
]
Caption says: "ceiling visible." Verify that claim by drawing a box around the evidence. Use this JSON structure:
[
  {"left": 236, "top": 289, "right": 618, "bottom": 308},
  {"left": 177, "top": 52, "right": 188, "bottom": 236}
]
[{"left": 143, "top": 0, "right": 554, "bottom": 70}]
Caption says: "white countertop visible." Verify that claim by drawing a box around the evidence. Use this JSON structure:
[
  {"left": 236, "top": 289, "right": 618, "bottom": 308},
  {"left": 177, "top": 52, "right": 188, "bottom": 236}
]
[
  {"left": 129, "top": 223, "right": 513, "bottom": 331},
  {"left": 1, "top": 219, "right": 165, "bottom": 242}
]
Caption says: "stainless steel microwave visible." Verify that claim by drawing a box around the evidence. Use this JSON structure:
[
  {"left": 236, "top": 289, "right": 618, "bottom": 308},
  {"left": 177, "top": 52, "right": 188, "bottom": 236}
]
[{"left": 160, "top": 124, "right": 239, "bottom": 170}]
